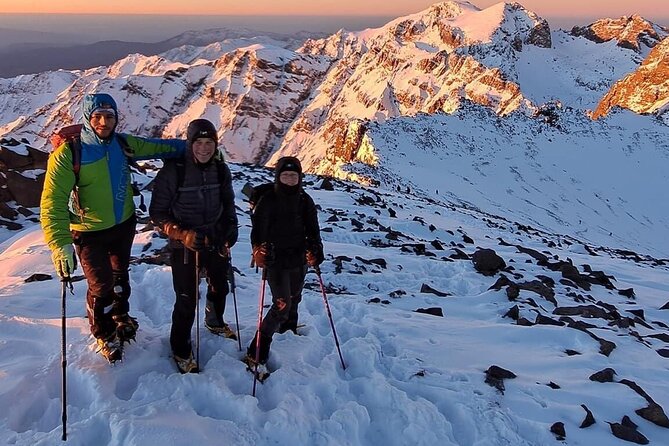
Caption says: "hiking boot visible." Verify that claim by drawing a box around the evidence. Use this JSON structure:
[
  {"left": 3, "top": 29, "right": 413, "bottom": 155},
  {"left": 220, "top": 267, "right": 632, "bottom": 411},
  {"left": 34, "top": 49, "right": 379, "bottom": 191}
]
[
  {"left": 174, "top": 352, "right": 199, "bottom": 374},
  {"left": 205, "top": 320, "right": 237, "bottom": 340},
  {"left": 242, "top": 354, "right": 270, "bottom": 382},
  {"left": 113, "top": 313, "right": 139, "bottom": 344},
  {"left": 96, "top": 333, "right": 123, "bottom": 364}
]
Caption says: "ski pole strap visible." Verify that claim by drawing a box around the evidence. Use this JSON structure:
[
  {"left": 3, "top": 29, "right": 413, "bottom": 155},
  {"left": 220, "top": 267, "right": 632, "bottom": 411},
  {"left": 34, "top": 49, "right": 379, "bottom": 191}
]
[{"left": 61, "top": 277, "right": 74, "bottom": 294}]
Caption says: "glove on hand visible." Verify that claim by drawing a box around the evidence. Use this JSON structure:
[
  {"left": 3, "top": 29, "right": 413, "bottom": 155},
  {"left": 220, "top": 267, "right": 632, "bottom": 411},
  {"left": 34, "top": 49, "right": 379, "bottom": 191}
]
[
  {"left": 183, "top": 230, "right": 207, "bottom": 252},
  {"left": 252, "top": 245, "right": 268, "bottom": 268},
  {"left": 164, "top": 223, "right": 206, "bottom": 251},
  {"left": 307, "top": 251, "right": 323, "bottom": 268},
  {"left": 52, "top": 244, "right": 77, "bottom": 279}
]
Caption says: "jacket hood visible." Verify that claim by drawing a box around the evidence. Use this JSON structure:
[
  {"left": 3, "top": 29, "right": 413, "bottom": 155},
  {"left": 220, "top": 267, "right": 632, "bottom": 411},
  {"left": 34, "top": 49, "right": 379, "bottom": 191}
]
[{"left": 81, "top": 93, "right": 118, "bottom": 144}]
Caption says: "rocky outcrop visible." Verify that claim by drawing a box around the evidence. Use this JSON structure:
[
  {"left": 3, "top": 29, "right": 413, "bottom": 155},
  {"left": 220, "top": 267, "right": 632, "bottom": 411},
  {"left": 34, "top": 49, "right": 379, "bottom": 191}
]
[
  {"left": 571, "top": 15, "right": 668, "bottom": 53},
  {"left": 0, "top": 139, "right": 46, "bottom": 225},
  {"left": 593, "top": 37, "right": 669, "bottom": 119}
]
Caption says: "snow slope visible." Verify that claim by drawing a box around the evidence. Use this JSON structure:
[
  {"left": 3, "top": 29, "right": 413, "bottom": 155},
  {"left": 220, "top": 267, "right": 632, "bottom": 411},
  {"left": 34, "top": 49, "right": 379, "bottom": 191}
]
[
  {"left": 340, "top": 104, "right": 669, "bottom": 258},
  {"left": 0, "top": 162, "right": 668, "bottom": 445}
]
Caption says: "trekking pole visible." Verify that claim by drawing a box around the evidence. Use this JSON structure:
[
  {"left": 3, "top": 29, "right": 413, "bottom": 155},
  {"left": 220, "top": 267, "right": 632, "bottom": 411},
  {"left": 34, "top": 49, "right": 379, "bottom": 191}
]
[
  {"left": 252, "top": 269, "right": 267, "bottom": 397},
  {"left": 226, "top": 246, "right": 242, "bottom": 351},
  {"left": 195, "top": 251, "right": 201, "bottom": 370},
  {"left": 314, "top": 266, "right": 346, "bottom": 370},
  {"left": 61, "top": 277, "right": 73, "bottom": 441}
]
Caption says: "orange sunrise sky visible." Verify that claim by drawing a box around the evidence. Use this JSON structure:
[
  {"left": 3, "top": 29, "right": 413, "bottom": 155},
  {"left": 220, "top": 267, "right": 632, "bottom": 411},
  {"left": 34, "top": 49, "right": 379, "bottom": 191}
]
[{"left": 0, "top": 0, "right": 666, "bottom": 18}]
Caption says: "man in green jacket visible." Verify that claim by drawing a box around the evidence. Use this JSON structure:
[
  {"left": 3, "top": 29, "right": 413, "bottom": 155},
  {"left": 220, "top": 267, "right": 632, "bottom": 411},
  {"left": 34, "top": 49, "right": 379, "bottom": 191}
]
[{"left": 40, "top": 93, "right": 186, "bottom": 363}]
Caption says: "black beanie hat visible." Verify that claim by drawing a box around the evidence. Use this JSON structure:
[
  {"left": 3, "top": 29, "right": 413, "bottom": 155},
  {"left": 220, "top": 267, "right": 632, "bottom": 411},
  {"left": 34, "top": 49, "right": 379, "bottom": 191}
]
[
  {"left": 275, "top": 156, "right": 302, "bottom": 173},
  {"left": 187, "top": 119, "right": 218, "bottom": 145},
  {"left": 274, "top": 156, "right": 302, "bottom": 185}
]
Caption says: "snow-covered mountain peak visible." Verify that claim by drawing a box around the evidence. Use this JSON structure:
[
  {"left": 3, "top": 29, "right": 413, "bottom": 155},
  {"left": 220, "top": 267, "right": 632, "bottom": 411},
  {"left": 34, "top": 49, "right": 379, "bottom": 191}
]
[
  {"left": 106, "top": 53, "right": 188, "bottom": 78},
  {"left": 571, "top": 14, "right": 669, "bottom": 54}
]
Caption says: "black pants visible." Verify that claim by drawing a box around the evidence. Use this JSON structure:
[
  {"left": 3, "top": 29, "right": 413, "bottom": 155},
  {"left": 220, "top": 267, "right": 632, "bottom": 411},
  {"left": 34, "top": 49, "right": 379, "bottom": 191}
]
[
  {"left": 169, "top": 247, "right": 230, "bottom": 358},
  {"left": 249, "top": 265, "right": 306, "bottom": 362},
  {"left": 72, "top": 215, "right": 136, "bottom": 340}
]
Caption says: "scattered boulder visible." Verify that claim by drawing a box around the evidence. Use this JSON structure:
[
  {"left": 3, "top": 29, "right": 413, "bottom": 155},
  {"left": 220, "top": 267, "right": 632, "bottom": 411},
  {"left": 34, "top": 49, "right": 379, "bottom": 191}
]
[
  {"left": 355, "top": 256, "right": 387, "bottom": 269},
  {"left": 515, "top": 246, "right": 549, "bottom": 263},
  {"left": 608, "top": 417, "right": 649, "bottom": 445},
  {"left": 414, "top": 307, "right": 444, "bottom": 317},
  {"left": 24, "top": 273, "right": 52, "bottom": 283},
  {"left": 535, "top": 314, "right": 564, "bottom": 326},
  {"left": 0, "top": 202, "right": 19, "bottom": 219},
  {"left": 449, "top": 248, "right": 470, "bottom": 260},
  {"left": 506, "top": 284, "right": 520, "bottom": 300},
  {"left": 503, "top": 305, "right": 520, "bottom": 320},
  {"left": 489, "top": 274, "right": 512, "bottom": 290},
  {"left": 550, "top": 422, "right": 565, "bottom": 440},
  {"left": 598, "top": 338, "right": 617, "bottom": 356},
  {"left": 388, "top": 289, "right": 406, "bottom": 299},
  {"left": 318, "top": 178, "right": 335, "bottom": 190},
  {"left": 619, "top": 288, "right": 636, "bottom": 299},
  {"left": 420, "top": 284, "right": 450, "bottom": 297},
  {"left": 580, "top": 404, "right": 596, "bottom": 428},
  {"left": 553, "top": 305, "right": 611, "bottom": 320},
  {"left": 518, "top": 280, "right": 556, "bottom": 305},
  {"left": 636, "top": 403, "right": 669, "bottom": 428},
  {"left": 517, "top": 317, "right": 534, "bottom": 326},
  {"left": 472, "top": 248, "right": 506, "bottom": 276},
  {"left": 590, "top": 368, "right": 616, "bottom": 383},
  {"left": 430, "top": 239, "right": 444, "bottom": 250},
  {"left": 484, "top": 365, "right": 516, "bottom": 393},
  {"left": 560, "top": 263, "right": 592, "bottom": 290}
]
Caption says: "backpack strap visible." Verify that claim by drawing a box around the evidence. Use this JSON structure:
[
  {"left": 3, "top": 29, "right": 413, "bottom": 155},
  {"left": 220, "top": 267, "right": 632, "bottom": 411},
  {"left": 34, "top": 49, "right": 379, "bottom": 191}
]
[
  {"left": 116, "top": 134, "right": 146, "bottom": 174},
  {"left": 68, "top": 137, "right": 82, "bottom": 184}
]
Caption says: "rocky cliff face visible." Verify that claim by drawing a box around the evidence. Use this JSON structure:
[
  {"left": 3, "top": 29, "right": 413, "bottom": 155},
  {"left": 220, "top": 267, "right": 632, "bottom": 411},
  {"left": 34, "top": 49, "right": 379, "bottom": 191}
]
[
  {"left": 571, "top": 15, "right": 668, "bottom": 53},
  {"left": 593, "top": 37, "right": 669, "bottom": 119}
]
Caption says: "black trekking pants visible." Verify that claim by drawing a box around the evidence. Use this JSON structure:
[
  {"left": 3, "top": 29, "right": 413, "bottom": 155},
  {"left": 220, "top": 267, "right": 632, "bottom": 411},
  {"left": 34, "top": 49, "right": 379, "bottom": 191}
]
[
  {"left": 169, "top": 247, "right": 229, "bottom": 358},
  {"left": 72, "top": 215, "right": 136, "bottom": 340},
  {"left": 249, "top": 265, "right": 306, "bottom": 362}
]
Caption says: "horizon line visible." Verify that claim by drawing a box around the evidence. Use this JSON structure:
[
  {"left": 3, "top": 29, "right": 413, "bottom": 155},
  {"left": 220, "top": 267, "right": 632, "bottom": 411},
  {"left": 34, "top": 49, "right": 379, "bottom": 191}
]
[
  {"left": 0, "top": 12, "right": 397, "bottom": 17},
  {"left": 3, "top": 11, "right": 668, "bottom": 18}
]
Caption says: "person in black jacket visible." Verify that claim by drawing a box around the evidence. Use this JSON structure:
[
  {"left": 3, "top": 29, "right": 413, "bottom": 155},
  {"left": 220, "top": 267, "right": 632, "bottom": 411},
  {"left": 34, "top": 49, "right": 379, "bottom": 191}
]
[
  {"left": 244, "top": 156, "right": 324, "bottom": 376},
  {"left": 149, "top": 119, "right": 238, "bottom": 373}
]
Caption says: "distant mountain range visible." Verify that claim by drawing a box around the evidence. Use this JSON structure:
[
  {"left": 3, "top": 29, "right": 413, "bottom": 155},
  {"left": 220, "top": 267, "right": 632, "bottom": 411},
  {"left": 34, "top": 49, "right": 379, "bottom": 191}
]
[{"left": 0, "top": 27, "right": 323, "bottom": 78}]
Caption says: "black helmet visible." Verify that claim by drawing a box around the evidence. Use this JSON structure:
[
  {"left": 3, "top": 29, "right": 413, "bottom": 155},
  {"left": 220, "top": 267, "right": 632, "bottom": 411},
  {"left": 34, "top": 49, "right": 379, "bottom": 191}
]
[{"left": 186, "top": 119, "right": 218, "bottom": 145}]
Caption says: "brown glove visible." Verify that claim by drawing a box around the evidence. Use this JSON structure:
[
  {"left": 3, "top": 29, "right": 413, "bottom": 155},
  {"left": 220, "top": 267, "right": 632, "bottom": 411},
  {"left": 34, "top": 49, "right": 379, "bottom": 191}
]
[
  {"left": 306, "top": 251, "right": 319, "bottom": 267},
  {"left": 252, "top": 245, "right": 267, "bottom": 268}
]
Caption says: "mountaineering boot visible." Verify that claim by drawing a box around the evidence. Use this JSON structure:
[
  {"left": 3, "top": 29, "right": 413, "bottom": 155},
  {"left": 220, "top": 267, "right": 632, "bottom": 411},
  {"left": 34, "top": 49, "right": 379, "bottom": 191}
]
[
  {"left": 96, "top": 332, "right": 123, "bottom": 364},
  {"left": 205, "top": 320, "right": 237, "bottom": 339},
  {"left": 242, "top": 354, "right": 271, "bottom": 382},
  {"left": 112, "top": 313, "right": 139, "bottom": 343},
  {"left": 113, "top": 313, "right": 139, "bottom": 344},
  {"left": 204, "top": 300, "right": 236, "bottom": 339},
  {"left": 173, "top": 351, "right": 199, "bottom": 374}
]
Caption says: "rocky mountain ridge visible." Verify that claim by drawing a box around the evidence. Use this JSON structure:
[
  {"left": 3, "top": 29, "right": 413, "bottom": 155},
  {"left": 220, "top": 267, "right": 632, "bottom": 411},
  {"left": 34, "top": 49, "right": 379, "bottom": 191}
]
[
  {"left": 571, "top": 14, "right": 668, "bottom": 54},
  {"left": 594, "top": 36, "right": 669, "bottom": 119}
]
